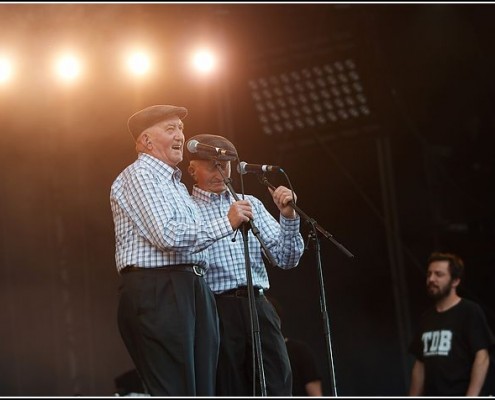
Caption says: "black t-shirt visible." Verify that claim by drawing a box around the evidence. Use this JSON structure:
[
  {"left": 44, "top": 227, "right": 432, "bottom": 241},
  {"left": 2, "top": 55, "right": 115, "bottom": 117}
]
[
  {"left": 409, "top": 298, "right": 495, "bottom": 396},
  {"left": 286, "top": 338, "right": 321, "bottom": 396}
]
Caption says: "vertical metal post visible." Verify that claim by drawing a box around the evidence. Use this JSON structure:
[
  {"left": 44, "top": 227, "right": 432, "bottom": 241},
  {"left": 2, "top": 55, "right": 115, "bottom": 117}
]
[{"left": 376, "top": 135, "right": 412, "bottom": 388}]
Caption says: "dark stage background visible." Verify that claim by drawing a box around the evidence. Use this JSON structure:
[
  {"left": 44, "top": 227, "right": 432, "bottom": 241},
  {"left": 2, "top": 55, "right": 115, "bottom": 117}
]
[{"left": 0, "top": 3, "right": 494, "bottom": 396}]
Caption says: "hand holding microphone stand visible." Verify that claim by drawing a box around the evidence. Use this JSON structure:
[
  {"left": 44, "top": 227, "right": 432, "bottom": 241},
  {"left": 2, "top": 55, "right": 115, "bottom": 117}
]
[{"left": 253, "top": 169, "right": 355, "bottom": 397}]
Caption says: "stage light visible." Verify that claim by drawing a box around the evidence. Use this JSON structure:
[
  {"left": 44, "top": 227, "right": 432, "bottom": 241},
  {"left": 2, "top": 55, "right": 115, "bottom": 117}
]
[
  {"left": 126, "top": 51, "right": 151, "bottom": 77},
  {"left": 248, "top": 57, "right": 374, "bottom": 137},
  {"left": 0, "top": 56, "right": 13, "bottom": 84},
  {"left": 54, "top": 53, "right": 82, "bottom": 83},
  {"left": 191, "top": 49, "right": 217, "bottom": 75}
]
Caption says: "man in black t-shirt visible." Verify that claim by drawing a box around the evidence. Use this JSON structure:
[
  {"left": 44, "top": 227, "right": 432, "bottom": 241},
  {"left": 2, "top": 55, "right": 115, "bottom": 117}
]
[{"left": 408, "top": 252, "right": 495, "bottom": 396}]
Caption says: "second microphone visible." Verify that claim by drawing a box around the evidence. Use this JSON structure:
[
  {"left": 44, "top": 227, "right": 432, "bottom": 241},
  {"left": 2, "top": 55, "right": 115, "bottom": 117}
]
[{"left": 237, "top": 161, "right": 284, "bottom": 174}]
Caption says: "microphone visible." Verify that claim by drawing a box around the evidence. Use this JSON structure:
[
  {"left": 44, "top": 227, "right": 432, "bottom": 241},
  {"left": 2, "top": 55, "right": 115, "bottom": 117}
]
[
  {"left": 237, "top": 161, "right": 284, "bottom": 174},
  {"left": 186, "top": 139, "right": 238, "bottom": 159}
]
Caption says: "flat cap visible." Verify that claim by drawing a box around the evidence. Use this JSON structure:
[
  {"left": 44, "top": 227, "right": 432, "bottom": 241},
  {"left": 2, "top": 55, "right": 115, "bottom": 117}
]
[
  {"left": 127, "top": 104, "right": 188, "bottom": 140},
  {"left": 186, "top": 134, "right": 238, "bottom": 162}
]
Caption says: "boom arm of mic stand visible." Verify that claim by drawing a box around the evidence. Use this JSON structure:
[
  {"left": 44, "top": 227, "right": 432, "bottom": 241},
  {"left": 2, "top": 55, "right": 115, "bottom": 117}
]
[{"left": 259, "top": 175, "right": 355, "bottom": 259}]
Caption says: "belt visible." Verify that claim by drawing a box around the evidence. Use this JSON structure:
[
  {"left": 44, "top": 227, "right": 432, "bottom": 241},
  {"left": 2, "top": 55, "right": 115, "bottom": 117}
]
[
  {"left": 216, "top": 286, "right": 264, "bottom": 298},
  {"left": 121, "top": 264, "right": 206, "bottom": 277}
]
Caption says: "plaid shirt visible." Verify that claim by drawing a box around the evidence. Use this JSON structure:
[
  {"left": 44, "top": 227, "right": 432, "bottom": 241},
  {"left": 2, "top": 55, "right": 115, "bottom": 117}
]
[
  {"left": 110, "top": 153, "right": 233, "bottom": 272},
  {"left": 191, "top": 185, "right": 305, "bottom": 293}
]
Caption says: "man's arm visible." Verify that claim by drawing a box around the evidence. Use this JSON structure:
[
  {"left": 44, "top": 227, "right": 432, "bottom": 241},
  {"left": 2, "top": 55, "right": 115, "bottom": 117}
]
[
  {"left": 466, "top": 348, "right": 490, "bottom": 396},
  {"left": 408, "top": 359, "right": 425, "bottom": 396}
]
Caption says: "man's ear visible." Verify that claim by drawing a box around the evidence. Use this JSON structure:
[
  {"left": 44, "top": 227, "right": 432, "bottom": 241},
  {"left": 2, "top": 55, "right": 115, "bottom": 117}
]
[
  {"left": 188, "top": 164, "right": 196, "bottom": 179},
  {"left": 143, "top": 133, "right": 152, "bottom": 148},
  {"left": 452, "top": 277, "right": 461, "bottom": 289},
  {"left": 135, "top": 132, "right": 150, "bottom": 153}
]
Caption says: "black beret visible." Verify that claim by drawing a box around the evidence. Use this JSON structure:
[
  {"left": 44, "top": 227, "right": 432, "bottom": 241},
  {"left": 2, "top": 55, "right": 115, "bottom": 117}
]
[
  {"left": 186, "top": 134, "right": 238, "bottom": 162},
  {"left": 127, "top": 104, "right": 188, "bottom": 141}
]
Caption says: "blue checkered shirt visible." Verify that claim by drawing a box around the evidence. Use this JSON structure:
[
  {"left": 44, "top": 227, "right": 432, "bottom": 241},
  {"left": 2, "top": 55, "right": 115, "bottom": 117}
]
[
  {"left": 110, "top": 153, "right": 233, "bottom": 273},
  {"left": 191, "top": 185, "right": 305, "bottom": 293}
]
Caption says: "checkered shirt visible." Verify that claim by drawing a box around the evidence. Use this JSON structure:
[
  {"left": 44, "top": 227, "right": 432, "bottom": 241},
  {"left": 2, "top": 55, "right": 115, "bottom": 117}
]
[
  {"left": 191, "top": 185, "right": 305, "bottom": 294},
  {"left": 110, "top": 153, "right": 233, "bottom": 272}
]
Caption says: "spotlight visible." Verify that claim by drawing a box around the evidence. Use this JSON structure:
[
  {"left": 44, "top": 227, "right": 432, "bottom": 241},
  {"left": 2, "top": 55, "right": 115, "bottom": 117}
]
[{"left": 247, "top": 57, "right": 374, "bottom": 137}]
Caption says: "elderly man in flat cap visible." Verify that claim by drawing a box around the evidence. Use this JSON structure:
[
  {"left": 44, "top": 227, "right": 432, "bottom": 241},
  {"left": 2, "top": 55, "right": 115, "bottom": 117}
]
[
  {"left": 109, "top": 105, "right": 253, "bottom": 396},
  {"left": 186, "top": 134, "right": 305, "bottom": 396}
]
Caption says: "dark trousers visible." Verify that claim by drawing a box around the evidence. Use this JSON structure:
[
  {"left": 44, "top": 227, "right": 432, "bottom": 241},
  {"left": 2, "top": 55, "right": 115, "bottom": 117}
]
[
  {"left": 214, "top": 293, "right": 292, "bottom": 396},
  {"left": 117, "top": 268, "right": 219, "bottom": 396}
]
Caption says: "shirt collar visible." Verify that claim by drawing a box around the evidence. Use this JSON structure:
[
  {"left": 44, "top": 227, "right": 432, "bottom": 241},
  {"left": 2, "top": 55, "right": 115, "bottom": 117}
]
[
  {"left": 192, "top": 185, "right": 231, "bottom": 202},
  {"left": 138, "top": 153, "right": 183, "bottom": 181}
]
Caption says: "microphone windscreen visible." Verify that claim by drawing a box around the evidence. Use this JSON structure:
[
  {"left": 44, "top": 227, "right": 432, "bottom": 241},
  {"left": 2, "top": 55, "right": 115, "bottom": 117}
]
[
  {"left": 237, "top": 161, "right": 247, "bottom": 174},
  {"left": 186, "top": 139, "right": 199, "bottom": 153}
]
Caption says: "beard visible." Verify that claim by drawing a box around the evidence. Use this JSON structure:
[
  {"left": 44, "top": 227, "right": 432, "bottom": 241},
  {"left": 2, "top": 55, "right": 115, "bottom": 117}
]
[{"left": 427, "top": 280, "right": 454, "bottom": 301}]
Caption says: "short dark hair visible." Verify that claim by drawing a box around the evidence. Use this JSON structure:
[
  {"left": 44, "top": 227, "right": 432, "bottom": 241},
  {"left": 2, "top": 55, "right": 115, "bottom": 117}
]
[{"left": 427, "top": 252, "right": 465, "bottom": 281}]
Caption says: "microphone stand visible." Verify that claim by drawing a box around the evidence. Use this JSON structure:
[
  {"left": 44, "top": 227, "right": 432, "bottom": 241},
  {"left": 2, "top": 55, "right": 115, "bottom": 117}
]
[
  {"left": 215, "top": 163, "right": 278, "bottom": 397},
  {"left": 258, "top": 174, "right": 354, "bottom": 397}
]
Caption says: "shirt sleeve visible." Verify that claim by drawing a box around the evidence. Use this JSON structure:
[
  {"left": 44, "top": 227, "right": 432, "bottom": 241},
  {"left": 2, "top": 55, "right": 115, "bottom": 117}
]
[
  {"left": 466, "top": 302, "right": 495, "bottom": 354},
  {"left": 125, "top": 167, "right": 232, "bottom": 253},
  {"left": 249, "top": 195, "right": 305, "bottom": 269}
]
